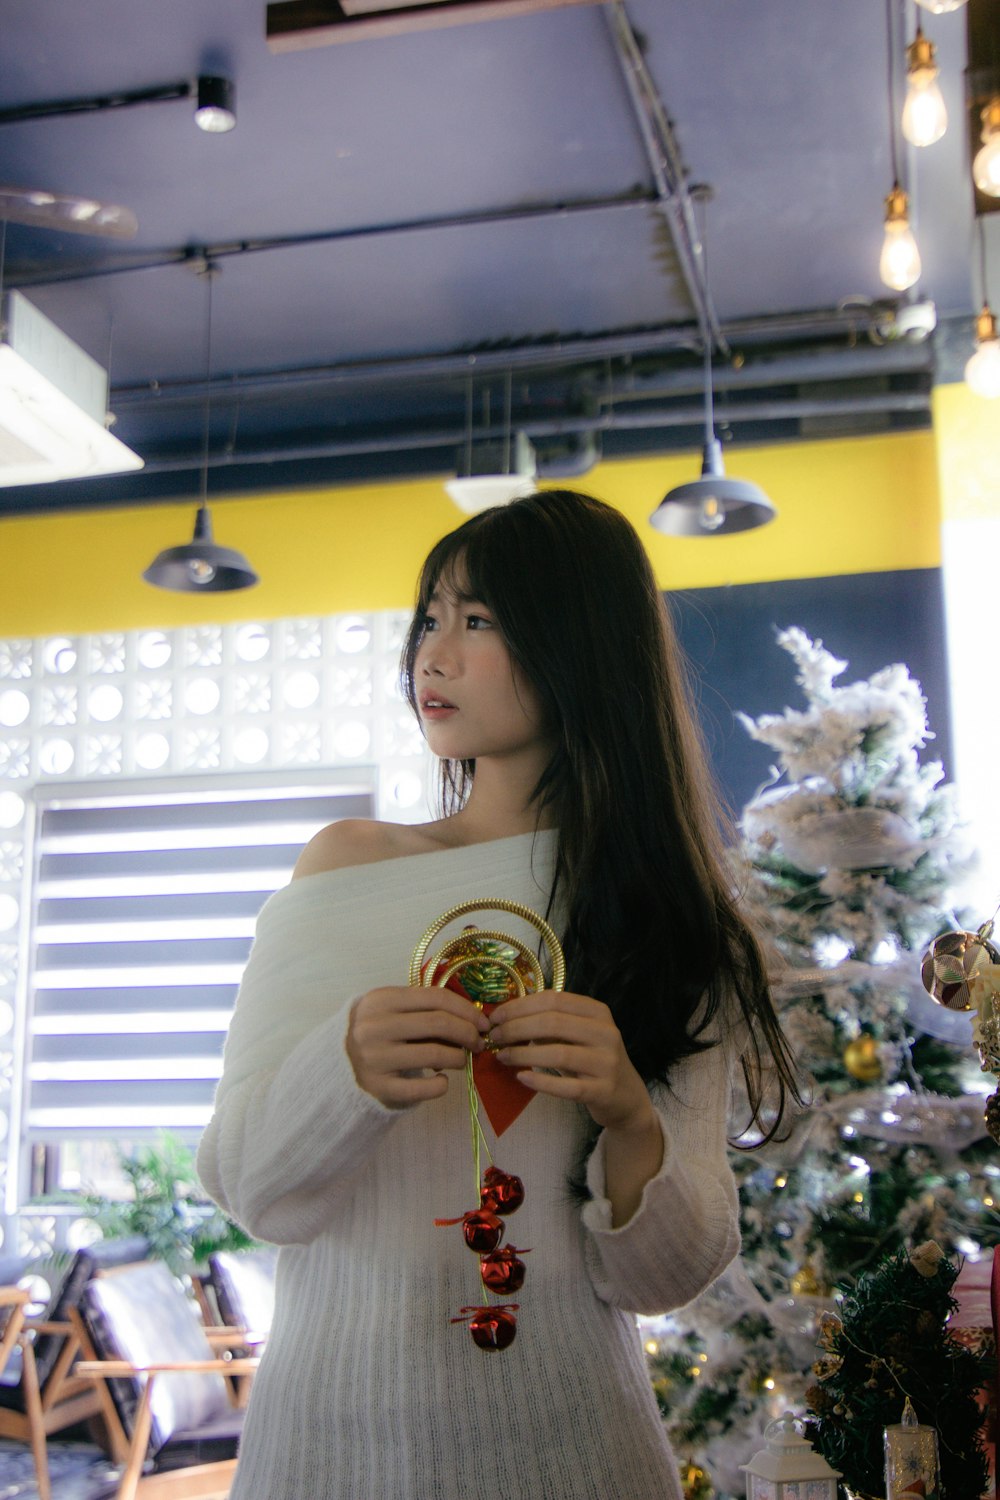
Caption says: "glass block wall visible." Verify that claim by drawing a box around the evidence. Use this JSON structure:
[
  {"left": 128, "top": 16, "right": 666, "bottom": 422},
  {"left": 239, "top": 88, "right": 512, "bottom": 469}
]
[{"left": 0, "top": 611, "right": 432, "bottom": 1258}]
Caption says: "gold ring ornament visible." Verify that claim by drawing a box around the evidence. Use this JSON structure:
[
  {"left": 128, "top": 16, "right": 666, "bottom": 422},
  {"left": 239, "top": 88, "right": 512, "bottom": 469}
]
[{"left": 409, "top": 896, "right": 565, "bottom": 993}]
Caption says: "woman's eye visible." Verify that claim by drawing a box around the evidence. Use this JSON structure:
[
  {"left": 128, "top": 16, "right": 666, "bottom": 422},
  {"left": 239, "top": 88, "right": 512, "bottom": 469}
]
[
  {"left": 466, "top": 614, "right": 493, "bottom": 630},
  {"left": 420, "top": 613, "right": 439, "bottom": 633}
]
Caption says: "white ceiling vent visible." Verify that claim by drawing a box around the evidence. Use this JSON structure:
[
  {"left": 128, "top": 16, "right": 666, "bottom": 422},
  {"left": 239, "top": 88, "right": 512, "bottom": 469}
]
[{"left": 0, "top": 291, "right": 143, "bottom": 487}]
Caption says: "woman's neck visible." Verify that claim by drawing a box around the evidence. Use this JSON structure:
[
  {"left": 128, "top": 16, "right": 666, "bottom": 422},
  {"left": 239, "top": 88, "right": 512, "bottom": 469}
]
[{"left": 426, "top": 752, "right": 555, "bottom": 849}]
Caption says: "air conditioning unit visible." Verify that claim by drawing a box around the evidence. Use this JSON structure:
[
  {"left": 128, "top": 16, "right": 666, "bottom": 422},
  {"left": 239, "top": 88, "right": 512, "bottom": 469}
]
[
  {"left": 444, "top": 431, "right": 537, "bottom": 514},
  {"left": 0, "top": 291, "right": 143, "bottom": 486}
]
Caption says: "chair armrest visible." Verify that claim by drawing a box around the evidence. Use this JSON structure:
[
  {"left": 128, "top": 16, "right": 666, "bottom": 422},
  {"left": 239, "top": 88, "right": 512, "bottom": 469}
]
[
  {"left": 205, "top": 1326, "right": 267, "bottom": 1350},
  {"left": 76, "top": 1357, "right": 261, "bottom": 1378}
]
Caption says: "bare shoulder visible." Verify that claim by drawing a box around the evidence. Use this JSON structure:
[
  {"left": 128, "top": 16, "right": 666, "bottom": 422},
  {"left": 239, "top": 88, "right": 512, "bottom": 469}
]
[
  {"left": 292, "top": 819, "right": 401, "bottom": 879},
  {"left": 292, "top": 818, "right": 451, "bottom": 879}
]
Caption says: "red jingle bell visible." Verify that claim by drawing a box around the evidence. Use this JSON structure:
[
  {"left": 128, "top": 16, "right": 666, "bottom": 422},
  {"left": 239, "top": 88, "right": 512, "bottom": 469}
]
[
  {"left": 480, "top": 1245, "right": 529, "bottom": 1294},
  {"left": 467, "top": 1305, "right": 518, "bottom": 1351},
  {"left": 433, "top": 1208, "right": 505, "bottom": 1252},
  {"left": 462, "top": 1209, "right": 504, "bottom": 1252},
  {"left": 480, "top": 1166, "right": 525, "bottom": 1214}
]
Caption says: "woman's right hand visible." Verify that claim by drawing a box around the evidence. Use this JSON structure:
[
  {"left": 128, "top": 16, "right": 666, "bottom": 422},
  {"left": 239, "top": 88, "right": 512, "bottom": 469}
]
[{"left": 346, "top": 986, "right": 490, "bottom": 1108}]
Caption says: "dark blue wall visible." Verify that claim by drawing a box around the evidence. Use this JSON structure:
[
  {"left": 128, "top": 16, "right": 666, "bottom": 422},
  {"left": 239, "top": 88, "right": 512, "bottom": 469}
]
[{"left": 666, "top": 568, "right": 951, "bottom": 818}]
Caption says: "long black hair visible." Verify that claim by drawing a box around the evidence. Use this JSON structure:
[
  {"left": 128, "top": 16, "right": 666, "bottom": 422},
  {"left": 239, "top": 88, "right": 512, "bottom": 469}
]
[{"left": 401, "top": 489, "right": 800, "bottom": 1141}]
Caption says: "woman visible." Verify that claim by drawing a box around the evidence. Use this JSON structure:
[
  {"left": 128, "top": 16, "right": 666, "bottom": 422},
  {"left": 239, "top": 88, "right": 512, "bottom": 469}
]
[{"left": 197, "top": 489, "right": 799, "bottom": 1499}]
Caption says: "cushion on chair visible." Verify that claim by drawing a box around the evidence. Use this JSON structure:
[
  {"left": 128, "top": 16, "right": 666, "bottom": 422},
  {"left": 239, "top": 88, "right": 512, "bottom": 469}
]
[
  {"left": 152, "top": 1408, "right": 244, "bottom": 1472},
  {"left": 209, "top": 1247, "right": 277, "bottom": 1338},
  {"left": 0, "top": 1255, "right": 30, "bottom": 1395},
  {"left": 0, "top": 1235, "right": 149, "bottom": 1410},
  {"left": 82, "top": 1259, "right": 232, "bottom": 1456}
]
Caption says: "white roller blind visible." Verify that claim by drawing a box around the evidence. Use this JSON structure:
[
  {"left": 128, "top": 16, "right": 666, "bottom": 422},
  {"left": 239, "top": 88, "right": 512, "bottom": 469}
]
[{"left": 25, "top": 772, "right": 374, "bottom": 1139}]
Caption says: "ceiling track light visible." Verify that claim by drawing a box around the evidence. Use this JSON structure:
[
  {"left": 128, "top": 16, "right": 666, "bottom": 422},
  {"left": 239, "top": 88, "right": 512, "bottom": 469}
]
[
  {"left": 194, "top": 76, "right": 237, "bottom": 134},
  {"left": 143, "top": 262, "right": 258, "bottom": 593},
  {"left": 901, "top": 24, "right": 947, "bottom": 147},
  {"left": 0, "top": 74, "right": 236, "bottom": 133},
  {"left": 913, "top": 0, "right": 966, "bottom": 11},
  {"left": 973, "top": 97, "right": 1000, "bottom": 198}
]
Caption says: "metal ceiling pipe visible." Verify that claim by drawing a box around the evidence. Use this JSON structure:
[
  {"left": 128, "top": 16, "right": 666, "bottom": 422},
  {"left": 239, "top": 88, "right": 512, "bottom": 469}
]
[
  {"left": 603, "top": 0, "right": 726, "bottom": 354},
  {"left": 10, "top": 190, "right": 656, "bottom": 291},
  {"left": 604, "top": 341, "right": 933, "bottom": 402},
  {"left": 109, "top": 313, "right": 918, "bottom": 410},
  {"left": 131, "top": 388, "right": 929, "bottom": 475}
]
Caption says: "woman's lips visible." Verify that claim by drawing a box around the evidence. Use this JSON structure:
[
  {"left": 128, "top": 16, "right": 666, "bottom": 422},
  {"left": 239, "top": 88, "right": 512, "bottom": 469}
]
[{"left": 421, "top": 696, "right": 458, "bottom": 720}]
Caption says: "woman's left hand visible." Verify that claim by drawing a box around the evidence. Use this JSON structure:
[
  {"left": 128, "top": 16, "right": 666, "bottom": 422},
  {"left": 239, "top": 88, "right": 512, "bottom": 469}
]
[{"left": 487, "top": 990, "right": 655, "bottom": 1135}]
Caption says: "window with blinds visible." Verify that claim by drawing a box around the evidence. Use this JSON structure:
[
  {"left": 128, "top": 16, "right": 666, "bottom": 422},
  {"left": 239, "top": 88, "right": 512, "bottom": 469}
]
[{"left": 22, "top": 772, "right": 374, "bottom": 1157}]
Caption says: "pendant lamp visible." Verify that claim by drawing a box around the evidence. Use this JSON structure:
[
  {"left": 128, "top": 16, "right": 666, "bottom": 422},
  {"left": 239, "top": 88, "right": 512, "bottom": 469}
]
[
  {"left": 143, "top": 262, "right": 258, "bottom": 593},
  {"left": 143, "top": 502, "right": 259, "bottom": 591},
  {"left": 649, "top": 338, "right": 776, "bottom": 537}
]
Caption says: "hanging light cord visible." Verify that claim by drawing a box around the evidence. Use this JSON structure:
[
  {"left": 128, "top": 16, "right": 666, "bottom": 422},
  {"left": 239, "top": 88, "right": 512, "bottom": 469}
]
[
  {"left": 200, "top": 261, "right": 217, "bottom": 509},
  {"left": 979, "top": 217, "right": 993, "bottom": 307},
  {"left": 886, "top": 0, "right": 902, "bottom": 185},
  {"left": 695, "top": 192, "right": 716, "bottom": 451},
  {"left": 502, "top": 370, "right": 512, "bottom": 475}
]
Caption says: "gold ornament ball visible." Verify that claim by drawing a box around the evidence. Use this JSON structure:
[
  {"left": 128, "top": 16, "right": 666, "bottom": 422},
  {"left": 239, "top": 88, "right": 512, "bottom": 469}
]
[
  {"left": 843, "top": 1034, "right": 882, "bottom": 1082},
  {"left": 681, "top": 1460, "right": 714, "bottom": 1500},
  {"left": 790, "top": 1260, "right": 830, "bottom": 1297},
  {"left": 985, "top": 1089, "right": 1000, "bottom": 1147},
  {"left": 921, "top": 927, "right": 1000, "bottom": 1011}
]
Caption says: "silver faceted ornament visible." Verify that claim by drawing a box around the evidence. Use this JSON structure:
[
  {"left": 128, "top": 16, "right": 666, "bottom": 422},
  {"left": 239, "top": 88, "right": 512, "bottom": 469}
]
[{"left": 920, "top": 922, "right": 1000, "bottom": 1011}]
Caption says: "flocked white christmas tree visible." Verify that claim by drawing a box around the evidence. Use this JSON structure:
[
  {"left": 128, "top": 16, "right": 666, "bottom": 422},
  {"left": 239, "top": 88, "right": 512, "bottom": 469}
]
[{"left": 646, "top": 628, "right": 998, "bottom": 1500}]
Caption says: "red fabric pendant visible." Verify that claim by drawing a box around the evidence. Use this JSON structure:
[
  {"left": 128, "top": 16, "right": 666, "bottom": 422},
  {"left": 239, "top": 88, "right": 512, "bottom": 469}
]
[{"left": 472, "top": 1020, "right": 535, "bottom": 1135}]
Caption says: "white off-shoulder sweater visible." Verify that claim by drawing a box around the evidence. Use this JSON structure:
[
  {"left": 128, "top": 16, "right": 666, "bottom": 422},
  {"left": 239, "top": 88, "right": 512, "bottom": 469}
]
[{"left": 197, "top": 830, "right": 741, "bottom": 1500}]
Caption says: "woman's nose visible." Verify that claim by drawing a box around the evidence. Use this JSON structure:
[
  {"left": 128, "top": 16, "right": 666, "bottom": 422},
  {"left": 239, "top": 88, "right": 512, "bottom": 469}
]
[{"left": 419, "top": 634, "right": 455, "bottom": 676}]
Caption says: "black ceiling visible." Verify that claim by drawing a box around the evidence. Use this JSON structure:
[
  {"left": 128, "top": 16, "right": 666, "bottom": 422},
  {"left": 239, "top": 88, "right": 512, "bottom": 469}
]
[{"left": 0, "top": 0, "right": 996, "bottom": 516}]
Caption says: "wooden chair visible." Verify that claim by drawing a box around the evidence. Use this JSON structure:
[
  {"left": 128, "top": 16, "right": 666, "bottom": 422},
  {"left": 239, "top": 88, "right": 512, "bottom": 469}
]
[
  {"left": 73, "top": 1258, "right": 258, "bottom": 1500},
  {"left": 0, "top": 1236, "right": 150, "bottom": 1500},
  {"left": 205, "top": 1246, "right": 276, "bottom": 1349}
]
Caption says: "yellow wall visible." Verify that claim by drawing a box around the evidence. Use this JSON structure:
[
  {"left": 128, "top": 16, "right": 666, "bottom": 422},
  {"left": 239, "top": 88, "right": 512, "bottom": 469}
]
[
  {"left": 0, "top": 427, "right": 943, "bottom": 636},
  {"left": 932, "top": 383, "right": 1000, "bottom": 523}
]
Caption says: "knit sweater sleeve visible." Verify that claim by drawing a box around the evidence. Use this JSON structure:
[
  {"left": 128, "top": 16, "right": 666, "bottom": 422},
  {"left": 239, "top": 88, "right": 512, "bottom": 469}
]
[
  {"left": 196, "top": 877, "right": 399, "bottom": 1247},
  {"left": 579, "top": 1034, "right": 740, "bottom": 1315}
]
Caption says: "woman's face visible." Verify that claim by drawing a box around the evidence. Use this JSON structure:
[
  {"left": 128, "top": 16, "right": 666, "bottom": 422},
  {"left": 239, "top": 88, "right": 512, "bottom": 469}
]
[{"left": 413, "top": 571, "right": 550, "bottom": 773}]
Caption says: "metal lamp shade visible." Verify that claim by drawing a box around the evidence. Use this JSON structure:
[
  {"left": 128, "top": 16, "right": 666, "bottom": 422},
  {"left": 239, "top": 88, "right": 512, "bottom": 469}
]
[
  {"left": 143, "top": 506, "right": 258, "bottom": 592},
  {"left": 650, "top": 439, "right": 776, "bottom": 536}
]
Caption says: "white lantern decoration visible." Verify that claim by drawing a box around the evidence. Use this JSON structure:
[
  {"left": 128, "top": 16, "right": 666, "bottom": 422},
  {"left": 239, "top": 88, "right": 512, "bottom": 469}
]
[{"left": 742, "top": 1413, "right": 841, "bottom": 1500}]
